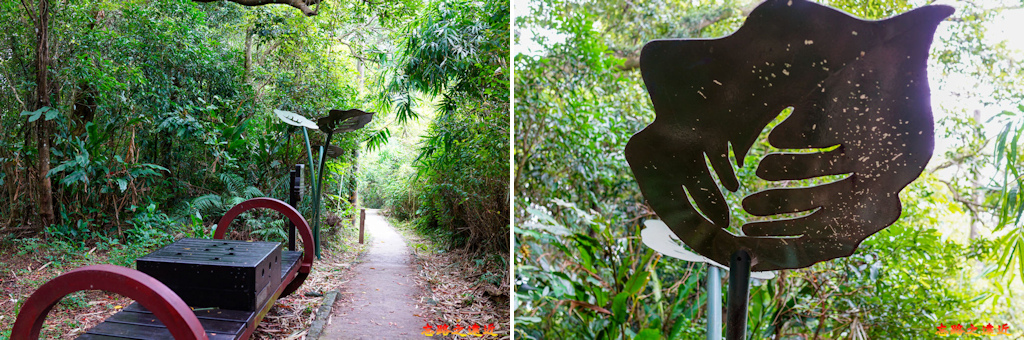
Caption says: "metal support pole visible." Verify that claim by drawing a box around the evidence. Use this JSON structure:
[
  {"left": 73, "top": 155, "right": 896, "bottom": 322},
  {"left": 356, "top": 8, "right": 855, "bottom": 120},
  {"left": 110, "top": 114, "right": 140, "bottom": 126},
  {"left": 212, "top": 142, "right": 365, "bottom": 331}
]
[
  {"left": 313, "top": 129, "right": 333, "bottom": 259},
  {"left": 707, "top": 265, "right": 722, "bottom": 340},
  {"left": 312, "top": 145, "right": 326, "bottom": 258},
  {"left": 302, "top": 128, "right": 317, "bottom": 187},
  {"left": 301, "top": 127, "right": 319, "bottom": 258},
  {"left": 726, "top": 250, "right": 751, "bottom": 340},
  {"left": 359, "top": 209, "right": 365, "bottom": 244}
]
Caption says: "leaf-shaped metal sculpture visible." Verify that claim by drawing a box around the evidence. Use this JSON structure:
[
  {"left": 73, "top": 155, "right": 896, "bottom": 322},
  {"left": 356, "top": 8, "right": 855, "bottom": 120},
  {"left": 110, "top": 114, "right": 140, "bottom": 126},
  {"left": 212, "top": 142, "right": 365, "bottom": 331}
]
[
  {"left": 317, "top": 109, "right": 374, "bottom": 133},
  {"left": 313, "top": 145, "right": 346, "bottom": 158},
  {"left": 274, "top": 109, "right": 319, "bottom": 130},
  {"left": 626, "top": 0, "right": 953, "bottom": 271}
]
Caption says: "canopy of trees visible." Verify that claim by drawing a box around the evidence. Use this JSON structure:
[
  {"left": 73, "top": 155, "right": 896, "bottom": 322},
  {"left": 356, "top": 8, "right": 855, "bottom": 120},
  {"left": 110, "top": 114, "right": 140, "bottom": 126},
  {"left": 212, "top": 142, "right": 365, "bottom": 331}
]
[{"left": 514, "top": 0, "right": 1024, "bottom": 338}]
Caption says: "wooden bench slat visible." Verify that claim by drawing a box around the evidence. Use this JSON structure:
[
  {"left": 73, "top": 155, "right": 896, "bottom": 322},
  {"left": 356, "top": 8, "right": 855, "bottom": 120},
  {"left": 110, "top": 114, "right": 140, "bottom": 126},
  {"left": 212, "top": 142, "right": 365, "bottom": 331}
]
[
  {"left": 82, "top": 320, "right": 240, "bottom": 340},
  {"left": 123, "top": 302, "right": 255, "bottom": 324},
  {"left": 281, "top": 251, "right": 301, "bottom": 282},
  {"left": 77, "top": 334, "right": 137, "bottom": 340},
  {"left": 106, "top": 310, "right": 246, "bottom": 334}
]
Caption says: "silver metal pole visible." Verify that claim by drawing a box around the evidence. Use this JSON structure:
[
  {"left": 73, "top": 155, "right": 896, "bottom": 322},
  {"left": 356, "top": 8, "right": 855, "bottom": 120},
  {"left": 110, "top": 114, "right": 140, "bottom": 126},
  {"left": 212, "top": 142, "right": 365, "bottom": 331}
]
[{"left": 707, "top": 265, "right": 722, "bottom": 340}]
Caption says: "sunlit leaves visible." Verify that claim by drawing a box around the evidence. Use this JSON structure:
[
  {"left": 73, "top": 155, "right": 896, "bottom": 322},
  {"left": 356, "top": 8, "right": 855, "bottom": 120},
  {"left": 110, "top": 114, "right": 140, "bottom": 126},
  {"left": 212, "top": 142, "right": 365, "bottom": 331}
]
[{"left": 991, "top": 106, "right": 1024, "bottom": 282}]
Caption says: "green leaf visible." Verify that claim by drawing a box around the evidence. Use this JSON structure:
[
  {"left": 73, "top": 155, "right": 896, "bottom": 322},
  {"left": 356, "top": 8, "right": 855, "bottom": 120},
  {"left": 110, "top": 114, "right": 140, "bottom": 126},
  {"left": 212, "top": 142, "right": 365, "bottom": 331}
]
[
  {"left": 62, "top": 170, "right": 89, "bottom": 186},
  {"left": 611, "top": 292, "right": 628, "bottom": 324},
  {"left": 48, "top": 160, "right": 76, "bottom": 176},
  {"left": 44, "top": 107, "right": 59, "bottom": 121},
  {"left": 623, "top": 270, "right": 650, "bottom": 296},
  {"left": 141, "top": 163, "right": 170, "bottom": 172},
  {"left": 635, "top": 328, "right": 664, "bottom": 340},
  {"left": 21, "top": 107, "right": 47, "bottom": 122},
  {"left": 1018, "top": 239, "right": 1024, "bottom": 282},
  {"left": 516, "top": 316, "right": 543, "bottom": 324}
]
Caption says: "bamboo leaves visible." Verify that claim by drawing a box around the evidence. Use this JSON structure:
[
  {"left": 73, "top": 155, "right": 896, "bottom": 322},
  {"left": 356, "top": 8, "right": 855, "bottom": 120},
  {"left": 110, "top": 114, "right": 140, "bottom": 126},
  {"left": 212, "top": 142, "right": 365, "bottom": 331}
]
[{"left": 991, "top": 106, "right": 1024, "bottom": 282}]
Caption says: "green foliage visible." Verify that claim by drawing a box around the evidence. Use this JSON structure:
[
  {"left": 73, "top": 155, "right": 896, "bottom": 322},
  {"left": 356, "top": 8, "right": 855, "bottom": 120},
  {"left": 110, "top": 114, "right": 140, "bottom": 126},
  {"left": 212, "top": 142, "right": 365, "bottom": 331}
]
[
  {"left": 362, "top": 0, "right": 509, "bottom": 253},
  {"left": 359, "top": 142, "right": 419, "bottom": 215},
  {"left": 516, "top": 202, "right": 706, "bottom": 340},
  {"left": 190, "top": 173, "right": 265, "bottom": 218},
  {"left": 991, "top": 105, "right": 1024, "bottom": 282}
]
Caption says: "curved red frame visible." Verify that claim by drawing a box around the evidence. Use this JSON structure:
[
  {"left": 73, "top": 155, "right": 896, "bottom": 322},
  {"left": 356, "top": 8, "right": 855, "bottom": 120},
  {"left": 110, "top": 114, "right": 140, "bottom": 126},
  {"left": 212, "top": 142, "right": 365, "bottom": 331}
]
[
  {"left": 215, "top": 197, "right": 314, "bottom": 297},
  {"left": 10, "top": 264, "right": 207, "bottom": 340}
]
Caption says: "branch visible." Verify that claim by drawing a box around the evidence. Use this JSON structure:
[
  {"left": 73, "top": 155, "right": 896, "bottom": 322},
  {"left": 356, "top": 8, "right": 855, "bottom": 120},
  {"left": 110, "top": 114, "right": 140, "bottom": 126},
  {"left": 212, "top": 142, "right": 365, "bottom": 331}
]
[
  {"left": 613, "top": 1, "right": 757, "bottom": 71},
  {"left": 19, "top": 0, "right": 37, "bottom": 23},
  {"left": 613, "top": 49, "right": 640, "bottom": 71},
  {"left": 192, "top": 0, "right": 323, "bottom": 16},
  {"left": 936, "top": 178, "right": 988, "bottom": 219},
  {"left": 1, "top": 69, "right": 27, "bottom": 111}
]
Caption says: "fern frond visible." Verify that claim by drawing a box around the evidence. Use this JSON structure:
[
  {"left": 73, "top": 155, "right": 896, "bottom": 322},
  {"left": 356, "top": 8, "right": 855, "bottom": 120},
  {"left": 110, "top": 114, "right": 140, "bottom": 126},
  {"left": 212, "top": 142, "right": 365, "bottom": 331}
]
[
  {"left": 192, "top": 194, "right": 223, "bottom": 214},
  {"left": 225, "top": 196, "right": 245, "bottom": 209},
  {"left": 243, "top": 186, "right": 265, "bottom": 199},
  {"left": 220, "top": 173, "right": 246, "bottom": 196}
]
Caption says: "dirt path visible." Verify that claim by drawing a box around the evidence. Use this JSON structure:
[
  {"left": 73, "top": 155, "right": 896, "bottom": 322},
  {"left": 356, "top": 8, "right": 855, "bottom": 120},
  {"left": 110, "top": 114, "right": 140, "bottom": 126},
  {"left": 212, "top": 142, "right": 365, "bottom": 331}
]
[{"left": 321, "top": 209, "right": 425, "bottom": 339}]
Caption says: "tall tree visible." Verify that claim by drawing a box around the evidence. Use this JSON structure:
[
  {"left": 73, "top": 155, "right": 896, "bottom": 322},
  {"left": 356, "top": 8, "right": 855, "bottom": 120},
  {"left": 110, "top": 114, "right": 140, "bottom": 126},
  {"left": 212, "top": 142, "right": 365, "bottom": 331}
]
[{"left": 29, "top": 0, "right": 55, "bottom": 229}]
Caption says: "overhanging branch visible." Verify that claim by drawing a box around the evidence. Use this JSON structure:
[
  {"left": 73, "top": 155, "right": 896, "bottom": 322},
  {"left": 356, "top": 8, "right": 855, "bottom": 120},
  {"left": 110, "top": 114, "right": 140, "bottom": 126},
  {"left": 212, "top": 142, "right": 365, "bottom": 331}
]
[{"left": 192, "top": 0, "right": 323, "bottom": 16}]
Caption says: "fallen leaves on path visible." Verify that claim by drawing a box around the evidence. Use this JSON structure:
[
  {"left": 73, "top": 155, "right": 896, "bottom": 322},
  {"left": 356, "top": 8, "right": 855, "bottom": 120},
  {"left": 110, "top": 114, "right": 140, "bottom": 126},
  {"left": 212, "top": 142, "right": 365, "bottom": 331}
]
[
  {"left": 252, "top": 230, "right": 366, "bottom": 339},
  {"left": 413, "top": 248, "right": 510, "bottom": 340}
]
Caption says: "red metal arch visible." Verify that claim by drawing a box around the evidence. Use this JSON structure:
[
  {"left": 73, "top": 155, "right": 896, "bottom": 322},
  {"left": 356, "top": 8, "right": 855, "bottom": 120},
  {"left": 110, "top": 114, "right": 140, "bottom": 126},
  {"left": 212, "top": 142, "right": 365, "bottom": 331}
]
[
  {"left": 10, "top": 265, "right": 206, "bottom": 340},
  {"left": 215, "top": 197, "right": 314, "bottom": 297}
]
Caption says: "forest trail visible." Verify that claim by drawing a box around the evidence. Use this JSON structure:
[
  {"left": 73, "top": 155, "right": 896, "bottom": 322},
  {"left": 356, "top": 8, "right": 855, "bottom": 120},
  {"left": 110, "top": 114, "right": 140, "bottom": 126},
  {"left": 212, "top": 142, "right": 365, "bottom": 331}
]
[{"left": 321, "top": 209, "right": 426, "bottom": 339}]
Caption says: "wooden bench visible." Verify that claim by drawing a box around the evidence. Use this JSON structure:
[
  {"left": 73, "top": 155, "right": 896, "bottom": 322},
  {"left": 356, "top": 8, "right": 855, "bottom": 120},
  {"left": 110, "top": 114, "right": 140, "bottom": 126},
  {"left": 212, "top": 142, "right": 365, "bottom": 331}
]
[{"left": 11, "top": 197, "right": 315, "bottom": 340}]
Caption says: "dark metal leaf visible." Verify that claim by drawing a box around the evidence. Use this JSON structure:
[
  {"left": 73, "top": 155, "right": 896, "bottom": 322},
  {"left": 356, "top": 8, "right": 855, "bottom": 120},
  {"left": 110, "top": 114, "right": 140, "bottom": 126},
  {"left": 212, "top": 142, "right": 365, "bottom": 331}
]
[
  {"left": 317, "top": 109, "right": 374, "bottom": 133},
  {"left": 625, "top": 0, "right": 953, "bottom": 271},
  {"left": 312, "top": 145, "right": 346, "bottom": 159}
]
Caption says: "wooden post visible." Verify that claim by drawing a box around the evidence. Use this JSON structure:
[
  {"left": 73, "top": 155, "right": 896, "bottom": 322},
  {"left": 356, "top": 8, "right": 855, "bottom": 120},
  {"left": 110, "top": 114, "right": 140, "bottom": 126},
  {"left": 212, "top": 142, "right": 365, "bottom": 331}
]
[{"left": 359, "top": 209, "right": 366, "bottom": 244}]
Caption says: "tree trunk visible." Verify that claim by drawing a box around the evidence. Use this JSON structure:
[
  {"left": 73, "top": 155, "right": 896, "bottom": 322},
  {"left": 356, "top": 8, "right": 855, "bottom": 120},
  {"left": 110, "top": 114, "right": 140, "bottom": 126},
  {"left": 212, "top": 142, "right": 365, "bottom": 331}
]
[
  {"left": 33, "top": 0, "right": 55, "bottom": 230},
  {"left": 969, "top": 109, "right": 982, "bottom": 240},
  {"left": 244, "top": 31, "right": 253, "bottom": 83},
  {"left": 349, "top": 148, "right": 358, "bottom": 207}
]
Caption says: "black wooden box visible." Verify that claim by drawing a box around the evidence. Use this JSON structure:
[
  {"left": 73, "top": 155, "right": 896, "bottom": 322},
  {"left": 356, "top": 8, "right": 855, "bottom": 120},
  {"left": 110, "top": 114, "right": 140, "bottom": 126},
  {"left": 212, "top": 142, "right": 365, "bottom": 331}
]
[{"left": 137, "top": 238, "right": 282, "bottom": 311}]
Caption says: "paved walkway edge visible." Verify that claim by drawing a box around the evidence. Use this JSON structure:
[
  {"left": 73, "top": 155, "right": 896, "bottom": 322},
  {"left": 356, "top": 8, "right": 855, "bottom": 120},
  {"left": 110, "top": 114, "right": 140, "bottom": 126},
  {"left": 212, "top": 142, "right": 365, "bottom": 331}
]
[{"left": 308, "top": 290, "right": 340, "bottom": 339}]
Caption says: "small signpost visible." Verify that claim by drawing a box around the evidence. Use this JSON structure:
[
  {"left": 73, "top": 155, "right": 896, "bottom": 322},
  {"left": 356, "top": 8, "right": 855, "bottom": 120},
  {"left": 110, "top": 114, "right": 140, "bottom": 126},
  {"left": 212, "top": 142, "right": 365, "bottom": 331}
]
[
  {"left": 629, "top": 0, "right": 953, "bottom": 338},
  {"left": 359, "top": 208, "right": 366, "bottom": 244},
  {"left": 288, "top": 164, "right": 304, "bottom": 251}
]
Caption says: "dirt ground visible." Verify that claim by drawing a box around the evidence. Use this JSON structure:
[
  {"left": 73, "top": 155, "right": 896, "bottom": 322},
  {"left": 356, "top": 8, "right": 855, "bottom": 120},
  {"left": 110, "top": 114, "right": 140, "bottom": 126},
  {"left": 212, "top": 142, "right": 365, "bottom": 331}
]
[{"left": 0, "top": 227, "right": 365, "bottom": 339}]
